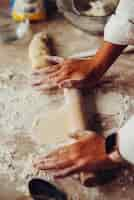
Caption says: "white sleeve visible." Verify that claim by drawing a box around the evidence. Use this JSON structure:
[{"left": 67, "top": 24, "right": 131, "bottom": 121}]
[
  {"left": 104, "top": 0, "right": 134, "bottom": 45},
  {"left": 118, "top": 116, "right": 134, "bottom": 164}
]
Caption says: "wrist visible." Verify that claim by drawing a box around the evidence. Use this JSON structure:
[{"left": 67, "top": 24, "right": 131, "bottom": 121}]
[
  {"left": 86, "top": 57, "right": 104, "bottom": 81},
  {"left": 85, "top": 57, "right": 99, "bottom": 72}
]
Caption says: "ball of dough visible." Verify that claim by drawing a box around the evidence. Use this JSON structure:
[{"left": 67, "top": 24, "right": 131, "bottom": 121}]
[{"left": 29, "top": 32, "right": 50, "bottom": 69}]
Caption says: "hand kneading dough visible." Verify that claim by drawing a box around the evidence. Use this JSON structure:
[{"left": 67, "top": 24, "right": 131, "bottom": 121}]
[{"left": 29, "top": 32, "right": 50, "bottom": 69}]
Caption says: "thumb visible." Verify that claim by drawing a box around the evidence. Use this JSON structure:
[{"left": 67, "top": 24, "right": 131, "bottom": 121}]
[
  {"left": 60, "top": 79, "right": 83, "bottom": 89},
  {"left": 45, "top": 56, "right": 65, "bottom": 64}
]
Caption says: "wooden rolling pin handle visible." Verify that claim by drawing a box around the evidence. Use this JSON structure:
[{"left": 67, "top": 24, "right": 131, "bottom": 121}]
[{"left": 64, "top": 88, "right": 87, "bottom": 134}]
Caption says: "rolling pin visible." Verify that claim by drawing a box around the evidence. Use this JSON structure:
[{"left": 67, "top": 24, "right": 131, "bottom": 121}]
[
  {"left": 65, "top": 48, "right": 98, "bottom": 134},
  {"left": 64, "top": 88, "right": 87, "bottom": 134}
]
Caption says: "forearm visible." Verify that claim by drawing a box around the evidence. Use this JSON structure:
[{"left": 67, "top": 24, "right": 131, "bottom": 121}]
[{"left": 90, "top": 41, "right": 127, "bottom": 80}]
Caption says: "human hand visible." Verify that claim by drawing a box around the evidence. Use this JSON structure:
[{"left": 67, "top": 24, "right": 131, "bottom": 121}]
[
  {"left": 32, "top": 56, "right": 98, "bottom": 93},
  {"left": 33, "top": 131, "right": 121, "bottom": 178}
]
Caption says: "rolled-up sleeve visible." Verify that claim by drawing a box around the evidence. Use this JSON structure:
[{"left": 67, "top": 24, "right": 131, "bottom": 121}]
[
  {"left": 104, "top": 0, "right": 134, "bottom": 45},
  {"left": 118, "top": 116, "right": 134, "bottom": 164}
]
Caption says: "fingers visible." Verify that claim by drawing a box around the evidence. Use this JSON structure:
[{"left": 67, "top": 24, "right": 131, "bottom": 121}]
[
  {"left": 35, "top": 84, "right": 58, "bottom": 93},
  {"left": 45, "top": 56, "right": 65, "bottom": 64},
  {"left": 32, "top": 76, "right": 85, "bottom": 91},
  {"left": 31, "top": 71, "right": 50, "bottom": 85},
  {"left": 32, "top": 77, "right": 81, "bottom": 91},
  {"left": 59, "top": 80, "right": 73, "bottom": 88},
  {"left": 32, "top": 56, "right": 64, "bottom": 76},
  {"left": 34, "top": 147, "right": 74, "bottom": 170},
  {"left": 32, "top": 61, "right": 72, "bottom": 85},
  {"left": 54, "top": 160, "right": 85, "bottom": 178},
  {"left": 47, "top": 69, "right": 65, "bottom": 80},
  {"left": 59, "top": 79, "right": 82, "bottom": 89},
  {"left": 45, "top": 148, "right": 63, "bottom": 159},
  {"left": 41, "top": 71, "right": 69, "bottom": 86},
  {"left": 58, "top": 73, "right": 84, "bottom": 88},
  {"left": 47, "top": 65, "right": 72, "bottom": 81},
  {"left": 32, "top": 80, "right": 58, "bottom": 93},
  {"left": 32, "top": 67, "right": 66, "bottom": 86},
  {"left": 32, "top": 65, "right": 69, "bottom": 92},
  {"left": 32, "top": 56, "right": 67, "bottom": 76},
  {"left": 35, "top": 148, "right": 64, "bottom": 162},
  {"left": 34, "top": 144, "right": 72, "bottom": 164},
  {"left": 54, "top": 76, "right": 71, "bottom": 86},
  {"left": 54, "top": 165, "right": 80, "bottom": 178},
  {"left": 33, "top": 65, "right": 61, "bottom": 75},
  {"left": 34, "top": 158, "right": 73, "bottom": 170},
  {"left": 31, "top": 74, "right": 59, "bottom": 93},
  {"left": 32, "top": 61, "right": 85, "bottom": 91},
  {"left": 69, "top": 131, "right": 93, "bottom": 140}
]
